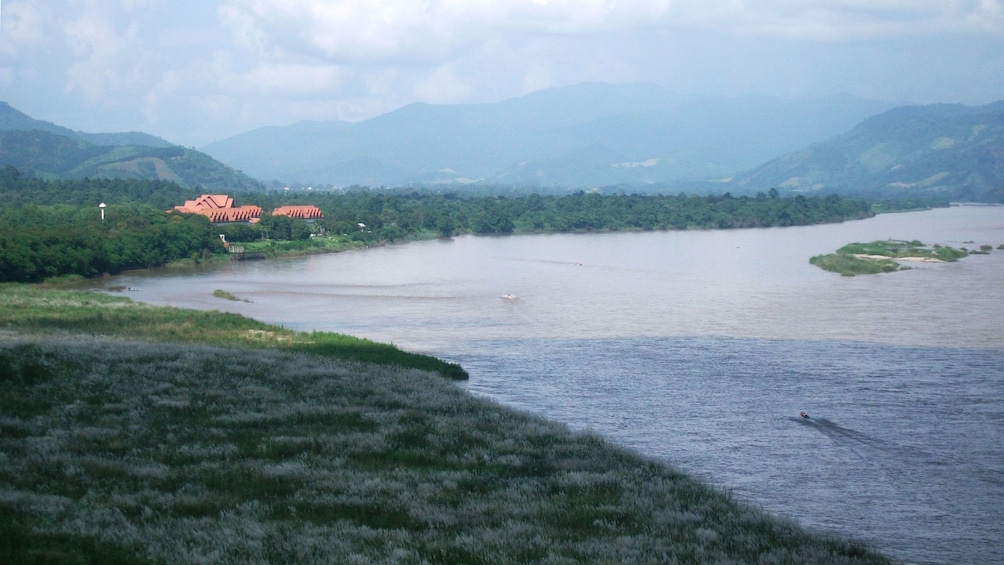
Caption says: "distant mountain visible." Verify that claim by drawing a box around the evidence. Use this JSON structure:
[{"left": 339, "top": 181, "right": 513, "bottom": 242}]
[
  {"left": 0, "top": 103, "right": 264, "bottom": 192},
  {"left": 0, "top": 102, "right": 173, "bottom": 148},
  {"left": 202, "top": 83, "right": 897, "bottom": 188},
  {"left": 729, "top": 102, "right": 1004, "bottom": 202}
]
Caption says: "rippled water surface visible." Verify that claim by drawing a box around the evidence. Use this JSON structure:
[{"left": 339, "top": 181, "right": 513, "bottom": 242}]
[{"left": 101, "top": 206, "right": 1004, "bottom": 564}]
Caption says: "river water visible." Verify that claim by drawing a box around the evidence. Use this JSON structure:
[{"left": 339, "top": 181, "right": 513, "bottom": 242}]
[{"left": 98, "top": 205, "right": 1004, "bottom": 564}]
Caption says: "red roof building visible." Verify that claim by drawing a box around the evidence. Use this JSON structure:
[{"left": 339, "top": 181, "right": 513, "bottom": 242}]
[
  {"left": 171, "top": 194, "right": 262, "bottom": 224},
  {"left": 271, "top": 205, "right": 324, "bottom": 221}
]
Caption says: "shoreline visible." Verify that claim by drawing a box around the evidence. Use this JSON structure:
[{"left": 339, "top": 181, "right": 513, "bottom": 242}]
[
  {"left": 854, "top": 253, "right": 945, "bottom": 263},
  {"left": 0, "top": 285, "right": 893, "bottom": 563}
]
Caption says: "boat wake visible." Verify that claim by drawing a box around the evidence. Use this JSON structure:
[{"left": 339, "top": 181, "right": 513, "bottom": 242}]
[{"left": 794, "top": 415, "right": 1004, "bottom": 488}]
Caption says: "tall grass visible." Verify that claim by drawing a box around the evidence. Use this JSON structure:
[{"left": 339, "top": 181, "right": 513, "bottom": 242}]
[
  {"left": 0, "top": 335, "right": 890, "bottom": 564},
  {"left": 0, "top": 284, "right": 466, "bottom": 380}
]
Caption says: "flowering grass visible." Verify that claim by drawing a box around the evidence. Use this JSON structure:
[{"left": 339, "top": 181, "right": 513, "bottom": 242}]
[
  {"left": 0, "top": 284, "right": 466, "bottom": 380},
  {"left": 0, "top": 285, "right": 891, "bottom": 563}
]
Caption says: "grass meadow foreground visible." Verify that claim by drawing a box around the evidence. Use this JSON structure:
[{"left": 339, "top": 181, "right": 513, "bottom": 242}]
[{"left": 0, "top": 286, "right": 891, "bottom": 564}]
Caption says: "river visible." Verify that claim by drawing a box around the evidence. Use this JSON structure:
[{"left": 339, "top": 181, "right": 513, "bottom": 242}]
[{"left": 97, "top": 205, "right": 1004, "bottom": 564}]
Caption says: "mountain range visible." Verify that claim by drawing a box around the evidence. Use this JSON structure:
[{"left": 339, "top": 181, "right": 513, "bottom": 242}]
[
  {"left": 729, "top": 102, "right": 1004, "bottom": 201},
  {"left": 0, "top": 102, "right": 263, "bottom": 192},
  {"left": 2, "top": 85, "right": 1003, "bottom": 202},
  {"left": 202, "top": 83, "right": 898, "bottom": 189}
]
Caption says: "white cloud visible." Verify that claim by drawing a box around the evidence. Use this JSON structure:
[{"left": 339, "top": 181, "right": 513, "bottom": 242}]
[
  {"left": 218, "top": 0, "right": 1004, "bottom": 66},
  {"left": 1, "top": 1, "right": 52, "bottom": 46},
  {"left": 238, "top": 63, "right": 344, "bottom": 94},
  {"left": 688, "top": 0, "right": 1004, "bottom": 41},
  {"left": 412, "top": 63, "right": 473, "bottom": 104},
  {"left": 63, "top": 6, "right": 142, "bottom": 102},
  {"left": 1, "top": 0, "right": 1003, "bottom": 146}
]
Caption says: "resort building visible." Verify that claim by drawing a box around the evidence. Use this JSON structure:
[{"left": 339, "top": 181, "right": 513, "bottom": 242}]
[
  {"left": 270, "top": 205, "right": 324, "bottom": 222},
  {"left": 171, "top": 196, "right": 324, "bottom": 225},
  {"left": 171, "top": 194, "right": 262, "bottom": 224}
]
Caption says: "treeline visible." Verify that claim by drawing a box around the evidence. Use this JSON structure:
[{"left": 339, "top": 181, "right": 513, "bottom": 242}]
[
  {"left": 249, "top": 187, "right": 874, "bottom": 242},
  {"left": 0, "top": 169, "right": 222, "bottom": 282},
  {"left": 1, "top": 167, "right": 876, "bottom": 282},
  {"left": 0, "top": 204, "right": 223, "bottom": 283},
  {"left": 0, "top": 165, "right": 199, "bottom": 209}
]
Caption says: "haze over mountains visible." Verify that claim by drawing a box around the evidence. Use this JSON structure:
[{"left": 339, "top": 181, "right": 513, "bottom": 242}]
[
  {"left": 0, "top": 102, "right": 172, "bottom": 149},
  {"left": 2, "top": 83, "right": 1003, "bottom": 201},
  {"left": 202, "top": 83, "right": 898, "bottom": 189}
]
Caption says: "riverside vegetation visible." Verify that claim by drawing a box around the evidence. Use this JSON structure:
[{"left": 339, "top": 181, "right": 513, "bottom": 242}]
[
  {"left": 810, "top": 239, "right": 980, "bottom": 276},
  {"left": 0, "top": 285, "right": 891, "bottom": 564},
  {"left": 0, "top": 169, "right": 899, "bottom": 562},
  {"left": 1, "top": 167, "right": 880, "bottom": 283}
]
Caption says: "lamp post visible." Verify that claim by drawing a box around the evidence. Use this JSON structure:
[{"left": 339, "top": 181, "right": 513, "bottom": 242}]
[{"left": 99, "top": 203, "right": 106, "bottom": 221}]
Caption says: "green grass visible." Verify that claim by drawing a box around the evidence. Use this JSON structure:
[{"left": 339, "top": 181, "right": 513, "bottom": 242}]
[
  {"left": 233, "top": 230, "right": 441, "bottom": 259},
  {"left": 0, "top": 284, "right": 466, "bottom": 380},
  {"left": 835, "top": 239, "right": 968, "bottom": 261},
  {"left": 809, "top": 253, "right": 901, "bottom": 276},
  {"left": 0, "top": 284, "right": 891, "bottom": 563},
  {"left": 0, "top": 334, "right": 891, "bottom": 564},
  {"left": 212, "top": 289, "right": 240, "bottom": 301}
]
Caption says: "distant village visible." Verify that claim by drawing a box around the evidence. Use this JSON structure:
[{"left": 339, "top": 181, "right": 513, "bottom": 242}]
[{"left": 171, "top": 194, "right": 323, "bottom": 225}]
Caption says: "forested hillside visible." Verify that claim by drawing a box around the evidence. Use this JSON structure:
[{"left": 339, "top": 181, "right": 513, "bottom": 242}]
[
  {"left": 0, "top": 130, "right": 264, "bottom": 192},
  {"left": 0, "top": 102, "right": 265, "bottom": 192},
  {"left": 730, "top": 101, "right": 1004, "bottom": 202}
]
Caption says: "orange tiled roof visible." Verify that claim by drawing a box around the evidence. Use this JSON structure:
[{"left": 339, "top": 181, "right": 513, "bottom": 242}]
[
  {"left": 171, "top": 194, "right": 262, "bottom": 223},
  {"left": 271, "top": 205, "right": 323, "bottom": 220},
  {"left": 174, "top": 194, "right": 233, "bottom": 211}
]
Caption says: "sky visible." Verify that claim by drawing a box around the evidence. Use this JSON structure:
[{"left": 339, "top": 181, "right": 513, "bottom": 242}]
[{"left": 1, "top": 0, "right": 1002, "bottom": 147}]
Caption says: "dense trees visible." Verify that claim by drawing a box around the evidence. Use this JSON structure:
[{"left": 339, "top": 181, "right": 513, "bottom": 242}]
[
  {"left": 304, "top": 188, "right": 874, "bottom": 238},
  {"left": 0, "top": 171, "right": 222, "bottom": 282},
  {"left": 0, "top": 205, "right": 223, "bottom": 283},
  {"left": 0, "top": 164, "right": 199, "bottom": 209},
  {"left": 1, "top": 166, "right": 877, "bottom": 282}
]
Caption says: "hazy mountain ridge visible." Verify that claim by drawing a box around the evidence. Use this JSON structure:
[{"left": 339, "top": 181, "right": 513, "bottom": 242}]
[
  {"left": 5, "top": 88, "right": 1002, "bottom": 201},
  {"left": 201, "top": 84, "right": 897, "bottom": 188},
  {"left": 730, "top": 101, "right": 1004, "bottom": 201},
  {"left": 0, "top": 102, "right": 173, "bottom": 148},
  {"left": 0, "top": 104, "right": 264, "bottom": 192}
]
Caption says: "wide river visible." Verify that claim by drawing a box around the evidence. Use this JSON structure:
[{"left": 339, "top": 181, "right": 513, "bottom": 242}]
[{"left": 98, "top": 205, "right": 1004, "bottom": 564}]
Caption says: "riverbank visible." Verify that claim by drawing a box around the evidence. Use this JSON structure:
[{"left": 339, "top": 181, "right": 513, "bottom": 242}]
[{"left": 0, "top": 285, "right": 891, "bottom": 563}]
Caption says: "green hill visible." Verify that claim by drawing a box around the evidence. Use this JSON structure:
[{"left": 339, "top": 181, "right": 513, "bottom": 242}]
[
  {"left": 0, "top": 129, "right": 264, "bottom": 192},
  {"left": 730, "top": 101, "right": 1004, "bottom": 202}
]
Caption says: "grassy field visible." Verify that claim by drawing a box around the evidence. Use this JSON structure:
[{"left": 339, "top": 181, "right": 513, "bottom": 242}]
[
  {"left": 0, "top": 284, "right": 466, "bottom": 381},
  {"left": 0, "top": 285, "right": 891, "bottom": 564}
]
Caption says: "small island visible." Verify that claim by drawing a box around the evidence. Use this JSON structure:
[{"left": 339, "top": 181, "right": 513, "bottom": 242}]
[{"left": 810, "top": 239, "right": 974, "bottom": 276}]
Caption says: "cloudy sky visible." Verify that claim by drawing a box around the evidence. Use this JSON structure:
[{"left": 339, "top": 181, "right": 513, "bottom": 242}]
[{"left": 1, "top": 0, "right": 1002, "bottom": 146}]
